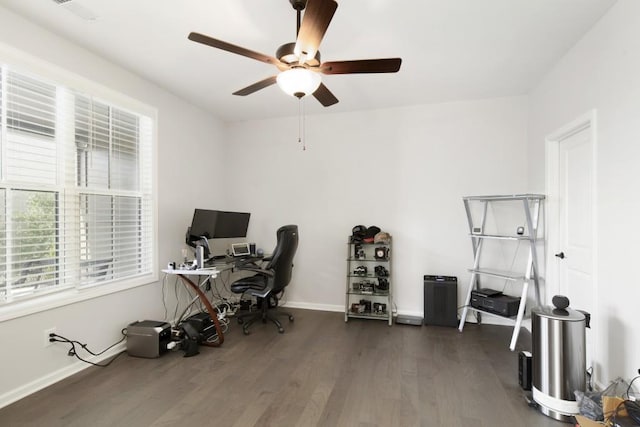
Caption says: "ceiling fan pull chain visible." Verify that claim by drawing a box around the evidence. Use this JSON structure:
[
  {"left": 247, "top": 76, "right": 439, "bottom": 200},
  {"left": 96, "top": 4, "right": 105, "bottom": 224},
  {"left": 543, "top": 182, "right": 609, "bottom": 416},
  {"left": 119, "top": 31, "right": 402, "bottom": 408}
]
[
  {"left": 298, "top": 98, "right": 302, "bottom": 145},
  {"left": 298, "top": 98, "right": 306, "bottom": 151},
  {"left": 302, "top": 98, "right": 306, "bottom": 151}
]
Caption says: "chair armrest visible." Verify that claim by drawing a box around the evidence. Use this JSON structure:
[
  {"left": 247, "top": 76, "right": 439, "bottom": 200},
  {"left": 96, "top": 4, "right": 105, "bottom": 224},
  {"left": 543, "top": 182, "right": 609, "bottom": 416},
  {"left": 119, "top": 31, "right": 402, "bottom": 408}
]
[
  {"left": 243, "top": 272, "right": 276, "bottom": 299},
  {"left": 249, "top": 279, "right": 274, "bottom": 299}
]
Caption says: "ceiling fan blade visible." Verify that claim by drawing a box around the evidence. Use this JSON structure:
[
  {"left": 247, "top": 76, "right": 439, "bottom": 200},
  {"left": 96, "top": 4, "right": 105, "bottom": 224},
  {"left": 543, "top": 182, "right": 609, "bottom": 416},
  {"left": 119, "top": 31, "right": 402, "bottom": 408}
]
[
  {"left": 320, "top": 58, "right": 402, "bottom": 74},
  {"left": 313, "top": 83, "right": 339, "bottom": 107},
  {"left": 295, "top": 0, "right": 338, "bottom": 63},
  {"left": 188, "top": 32, "right": 280, "bottom": 66},
  {"left": 233, "top": 76, "right": 278, "bottom": 96}
]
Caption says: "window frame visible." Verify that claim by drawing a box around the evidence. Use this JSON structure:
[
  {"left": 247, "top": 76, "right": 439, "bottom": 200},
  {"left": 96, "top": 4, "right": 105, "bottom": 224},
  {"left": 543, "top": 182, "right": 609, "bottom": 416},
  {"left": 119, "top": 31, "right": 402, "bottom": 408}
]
[{"left": 0, "top": 45, "right": 158, "bottom": 322}]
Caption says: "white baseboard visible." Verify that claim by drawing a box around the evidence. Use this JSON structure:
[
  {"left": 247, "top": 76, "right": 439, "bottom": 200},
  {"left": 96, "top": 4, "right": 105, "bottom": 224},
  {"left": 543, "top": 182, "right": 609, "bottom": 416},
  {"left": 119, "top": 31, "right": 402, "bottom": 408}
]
[
  {"left": 284, "top": 303, "right": 424, "bottom": 320},
  {"left": 0, "top": 343, "right": 126, "bottom": 410},
  {"left": 282, "top": 301, "right": 344, "bottom": 313}
]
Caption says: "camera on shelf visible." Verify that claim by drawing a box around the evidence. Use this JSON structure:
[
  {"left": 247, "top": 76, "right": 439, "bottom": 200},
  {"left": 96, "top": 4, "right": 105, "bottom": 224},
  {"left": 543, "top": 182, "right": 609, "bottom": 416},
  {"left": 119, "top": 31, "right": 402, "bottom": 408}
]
[
  {"left": 353, "top": 281, "right": 375, "bottom": 293},
  {"left": 354, "top": 243, "right": 365, "bottom": 259},
  {"left": 374, "top": 246, "right": 389, "bottom": 260},
  {"left": 353, "top": 265, "right": 368, "bottom": 276},
  {"left": 374, "top": 265, "right": 389, "bottom": 277},
  {"left": 376, "top": 278, "right": 389, "bottom": 291},
  {"left": 351, "top": 302, "right": 366, "bottom": 314},
  {"left": 359, "top": 299, "right": 372, "bottom": 313},
  {"left": 373, "top": 302, "right": 387, "bottom": 314}
]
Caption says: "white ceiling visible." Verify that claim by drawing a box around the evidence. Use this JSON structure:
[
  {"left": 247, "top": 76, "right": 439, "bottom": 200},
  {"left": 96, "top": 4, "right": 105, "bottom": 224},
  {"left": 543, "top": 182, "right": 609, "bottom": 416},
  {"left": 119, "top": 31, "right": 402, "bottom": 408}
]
[{"left": 1, "top": 0, "right": 616, "bottom": 122}]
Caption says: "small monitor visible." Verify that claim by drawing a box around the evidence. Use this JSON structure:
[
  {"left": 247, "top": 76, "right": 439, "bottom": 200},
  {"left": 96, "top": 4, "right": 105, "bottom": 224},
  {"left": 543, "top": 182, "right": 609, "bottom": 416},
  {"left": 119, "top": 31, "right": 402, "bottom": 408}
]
[{"left": 231, "top": 243, "right": 251, "bottom": 257}]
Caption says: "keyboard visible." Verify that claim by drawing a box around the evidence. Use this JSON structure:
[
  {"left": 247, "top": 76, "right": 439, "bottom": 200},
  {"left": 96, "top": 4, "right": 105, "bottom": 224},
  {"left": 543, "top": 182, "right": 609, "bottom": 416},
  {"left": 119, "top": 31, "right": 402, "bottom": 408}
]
[
  {"left": 232, "top": 255, "right": 262, "bottom": 263},
  {"left": 205, "top": 255, "right": 262, "bottom": 266}
]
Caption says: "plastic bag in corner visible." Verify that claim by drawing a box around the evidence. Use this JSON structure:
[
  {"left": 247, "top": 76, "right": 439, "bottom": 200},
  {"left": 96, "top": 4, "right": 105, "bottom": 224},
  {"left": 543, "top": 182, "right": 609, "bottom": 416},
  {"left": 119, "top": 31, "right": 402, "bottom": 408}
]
[
  {"left": 575, "top": 390, "right": 604, "bottom": 421},
  {"left": 574, "top": 377, "right": 630, "bottom": 421}
]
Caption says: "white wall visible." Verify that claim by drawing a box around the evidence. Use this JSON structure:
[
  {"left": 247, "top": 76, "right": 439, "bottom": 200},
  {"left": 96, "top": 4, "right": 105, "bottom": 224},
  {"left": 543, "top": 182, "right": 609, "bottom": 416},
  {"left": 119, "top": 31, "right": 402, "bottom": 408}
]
[
  {"left": 225, "top": 97, "right": 529, "bottom": 316},
  {"left": 0, "top": 7, "right": 227, "bottom": 406},
  {"left": 528, "top": 0, "right": 640, "bottom": 385}
]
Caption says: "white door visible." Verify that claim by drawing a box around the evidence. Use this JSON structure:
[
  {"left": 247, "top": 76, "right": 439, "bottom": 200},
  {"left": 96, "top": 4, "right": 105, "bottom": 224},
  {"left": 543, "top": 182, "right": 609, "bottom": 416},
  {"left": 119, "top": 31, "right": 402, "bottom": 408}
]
[
  {"left": 549, "top": 122, "right": 596, "bottom": 368},
  {"left": 558, "top": 127, "right": 594, "bottom": 308}
]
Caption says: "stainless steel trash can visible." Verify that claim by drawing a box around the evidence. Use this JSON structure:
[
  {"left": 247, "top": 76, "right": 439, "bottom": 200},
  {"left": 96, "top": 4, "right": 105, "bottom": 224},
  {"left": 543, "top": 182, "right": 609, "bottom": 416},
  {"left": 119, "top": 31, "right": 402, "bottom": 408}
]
[{"left": 531, "top": 304, "right": 586, "bottom": 422}]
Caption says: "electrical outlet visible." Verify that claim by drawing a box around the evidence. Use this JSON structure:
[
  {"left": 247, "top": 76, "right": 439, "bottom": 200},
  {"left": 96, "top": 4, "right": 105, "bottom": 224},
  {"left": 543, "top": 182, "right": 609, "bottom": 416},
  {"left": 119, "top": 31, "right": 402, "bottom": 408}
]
[{"left": 44, "top": 327, "right": 56, "bottom": 347}]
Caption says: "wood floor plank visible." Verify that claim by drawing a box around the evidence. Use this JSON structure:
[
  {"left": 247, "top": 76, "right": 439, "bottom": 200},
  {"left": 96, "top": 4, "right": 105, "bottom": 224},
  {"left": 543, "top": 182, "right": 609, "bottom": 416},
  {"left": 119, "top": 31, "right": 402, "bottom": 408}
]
[
  {"left": 296, "top": 379, "right": 335, "bottom": 426},
  {"left": 1, "top": 309, "right": 567, "bottom": 427}
]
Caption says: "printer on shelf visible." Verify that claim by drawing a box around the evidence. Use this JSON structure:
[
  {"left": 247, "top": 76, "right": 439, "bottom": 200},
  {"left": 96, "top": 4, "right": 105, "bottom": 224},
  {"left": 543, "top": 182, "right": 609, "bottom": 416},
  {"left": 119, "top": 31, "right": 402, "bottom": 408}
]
[{"left": 470, "top": 288, "right": 521, "bottom": 317}]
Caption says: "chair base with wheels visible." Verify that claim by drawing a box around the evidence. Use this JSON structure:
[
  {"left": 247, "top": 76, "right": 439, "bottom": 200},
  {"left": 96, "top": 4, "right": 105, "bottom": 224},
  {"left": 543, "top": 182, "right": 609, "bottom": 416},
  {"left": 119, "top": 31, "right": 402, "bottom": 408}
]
[{"left": 236, "top": 294, "right": 294, "bottom": 334}]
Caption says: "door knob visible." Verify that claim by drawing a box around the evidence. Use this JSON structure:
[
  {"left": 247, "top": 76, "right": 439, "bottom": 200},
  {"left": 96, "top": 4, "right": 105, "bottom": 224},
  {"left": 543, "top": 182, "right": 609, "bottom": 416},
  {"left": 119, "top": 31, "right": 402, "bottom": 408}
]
[{"left": 555, "top": 252, "right": 565, "bottom": 259}]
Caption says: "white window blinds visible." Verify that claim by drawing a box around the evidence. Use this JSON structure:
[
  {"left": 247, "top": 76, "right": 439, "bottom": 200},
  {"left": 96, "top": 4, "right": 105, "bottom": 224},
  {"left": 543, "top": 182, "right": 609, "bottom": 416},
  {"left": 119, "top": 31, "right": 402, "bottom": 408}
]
[{"left": 0, "top": 64, "right": 155, "bottom": 303}]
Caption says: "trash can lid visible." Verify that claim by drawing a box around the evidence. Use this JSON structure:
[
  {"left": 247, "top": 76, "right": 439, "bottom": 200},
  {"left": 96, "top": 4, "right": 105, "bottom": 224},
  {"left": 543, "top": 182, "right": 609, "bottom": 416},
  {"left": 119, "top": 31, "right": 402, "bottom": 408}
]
[{"left": 531, "top": 305, "right": 586, "bottom": 322}]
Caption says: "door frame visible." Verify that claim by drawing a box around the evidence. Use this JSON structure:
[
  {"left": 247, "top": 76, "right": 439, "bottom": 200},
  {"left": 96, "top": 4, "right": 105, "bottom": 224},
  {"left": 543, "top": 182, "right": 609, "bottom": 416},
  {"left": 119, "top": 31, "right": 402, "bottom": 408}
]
[{"left": 544, "top": 110, "right": 598, "bottom": 304}]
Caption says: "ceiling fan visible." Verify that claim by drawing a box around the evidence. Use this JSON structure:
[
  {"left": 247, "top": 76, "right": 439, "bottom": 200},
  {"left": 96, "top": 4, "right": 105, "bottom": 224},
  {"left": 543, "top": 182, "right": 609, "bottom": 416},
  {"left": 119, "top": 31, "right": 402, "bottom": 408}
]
[{"left": 188, "top": 0, "right": 402, "bottom": 107}]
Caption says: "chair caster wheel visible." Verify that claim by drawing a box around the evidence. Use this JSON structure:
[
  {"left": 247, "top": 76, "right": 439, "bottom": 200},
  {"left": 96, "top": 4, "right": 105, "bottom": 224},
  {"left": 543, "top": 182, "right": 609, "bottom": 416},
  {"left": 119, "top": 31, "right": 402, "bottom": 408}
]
[
  {"left": 278, "top": 327, "right": 284, "bottom": 333},
  {"left": 288, "top": 315, "right": 294, "bottom": 322},
  {"left": 237, "top": 318, "right": 243, "bottom": 324},
  {"left": 243, "top": 328, "right": 250, "bottom": 335}
]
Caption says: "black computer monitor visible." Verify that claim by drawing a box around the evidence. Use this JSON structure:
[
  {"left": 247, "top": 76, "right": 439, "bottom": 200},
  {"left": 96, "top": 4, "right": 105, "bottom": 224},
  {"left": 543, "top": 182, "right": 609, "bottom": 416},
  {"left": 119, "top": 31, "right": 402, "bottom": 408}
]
[
  {"left": 186, "top": 209, "right": 215, "bottom": 257},
  {"left": 213, "top": 211, "right": 251, "bottom": 239},
  {"left": 187, "top": 209, "right": 250, "bottom": 242}
]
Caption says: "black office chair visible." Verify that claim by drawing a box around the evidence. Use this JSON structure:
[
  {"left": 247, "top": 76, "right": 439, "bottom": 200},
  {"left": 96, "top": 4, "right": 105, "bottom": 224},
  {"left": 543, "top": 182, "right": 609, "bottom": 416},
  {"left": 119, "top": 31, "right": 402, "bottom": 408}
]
[{"left": 230, "top": 225, "right": 299, "bottom": 334}]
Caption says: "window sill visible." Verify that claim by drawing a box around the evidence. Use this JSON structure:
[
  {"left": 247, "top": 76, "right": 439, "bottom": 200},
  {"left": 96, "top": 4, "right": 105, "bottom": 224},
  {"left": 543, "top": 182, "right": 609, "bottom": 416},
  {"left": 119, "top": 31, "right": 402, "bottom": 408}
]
[{"left": 0, "top": 272, "right": 158, "bottom": 322}]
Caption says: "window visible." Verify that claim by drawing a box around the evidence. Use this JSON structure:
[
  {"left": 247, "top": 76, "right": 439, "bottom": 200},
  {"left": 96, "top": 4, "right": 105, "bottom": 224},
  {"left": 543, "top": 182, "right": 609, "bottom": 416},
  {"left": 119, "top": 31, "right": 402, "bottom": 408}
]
[{"left": 0, "top": 63, "right": 155, "bottom": 305}]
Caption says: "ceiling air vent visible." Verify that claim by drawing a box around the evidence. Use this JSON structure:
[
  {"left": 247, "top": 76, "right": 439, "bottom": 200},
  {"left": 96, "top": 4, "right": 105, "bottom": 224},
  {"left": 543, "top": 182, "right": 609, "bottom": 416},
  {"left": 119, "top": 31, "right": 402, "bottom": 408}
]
[{"left": 51, "top": 0, "right": 98, "bottom": 21}]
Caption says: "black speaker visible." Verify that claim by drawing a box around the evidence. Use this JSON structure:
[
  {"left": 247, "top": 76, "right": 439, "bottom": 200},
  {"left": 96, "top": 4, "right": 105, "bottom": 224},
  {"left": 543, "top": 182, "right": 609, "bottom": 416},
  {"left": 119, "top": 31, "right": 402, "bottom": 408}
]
[
  {"left": 423, "top": 275, "right": 458, "bottom": 327},
  {"left": 518, "top": 351, "right": 532, "bottom": 390}
]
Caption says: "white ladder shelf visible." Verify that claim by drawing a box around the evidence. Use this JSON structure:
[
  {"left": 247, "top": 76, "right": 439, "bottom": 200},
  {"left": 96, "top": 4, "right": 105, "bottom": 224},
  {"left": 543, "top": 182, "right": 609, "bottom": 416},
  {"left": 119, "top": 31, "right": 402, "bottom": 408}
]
[{"left": 458, "top": 194, "right": 545, "bottom": 351}]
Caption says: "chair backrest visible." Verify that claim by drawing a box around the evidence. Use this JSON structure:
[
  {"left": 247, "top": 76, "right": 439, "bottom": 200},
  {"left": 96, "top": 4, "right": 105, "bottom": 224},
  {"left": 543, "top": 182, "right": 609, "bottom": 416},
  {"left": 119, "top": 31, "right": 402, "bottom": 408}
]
[{"left": 265, "top": 225, "right": 299, "bottom": 293}]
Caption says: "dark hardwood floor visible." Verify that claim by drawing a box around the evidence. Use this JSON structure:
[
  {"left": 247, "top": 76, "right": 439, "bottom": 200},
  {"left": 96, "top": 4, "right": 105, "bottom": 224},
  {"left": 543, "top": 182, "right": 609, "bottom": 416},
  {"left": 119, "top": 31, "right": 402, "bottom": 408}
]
[{"left": 1, "top": 309, "right": 565, "bottom": 427}]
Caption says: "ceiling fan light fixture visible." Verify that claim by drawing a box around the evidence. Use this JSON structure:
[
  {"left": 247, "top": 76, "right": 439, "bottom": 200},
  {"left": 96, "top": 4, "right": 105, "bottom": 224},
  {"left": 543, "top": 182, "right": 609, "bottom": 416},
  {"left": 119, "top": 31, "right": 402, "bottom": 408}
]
[{"left": 277, "top": 68, "right": 321, "bottom": 98}]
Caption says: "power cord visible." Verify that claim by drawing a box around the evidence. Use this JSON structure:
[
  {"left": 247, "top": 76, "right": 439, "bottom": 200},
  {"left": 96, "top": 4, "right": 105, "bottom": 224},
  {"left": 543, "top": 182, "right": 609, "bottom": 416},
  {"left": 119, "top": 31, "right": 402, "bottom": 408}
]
[
  {"left": 625, "top": 373, "right": 640, "bottom": 399},
  {"left": 212, "top": 317, "right": 230, "bottom": 340},
  {"left": 625, "top": 400, "right": 640, "bottom": 424},
  {"left": 610, "top": 399, "right": 640, "bottom": 425},
  {"left": 586, "top": 366, "right": 594, "bottom": 392},
  {"left": 49, "top": 330, "right": 126, "bottom": 367}
]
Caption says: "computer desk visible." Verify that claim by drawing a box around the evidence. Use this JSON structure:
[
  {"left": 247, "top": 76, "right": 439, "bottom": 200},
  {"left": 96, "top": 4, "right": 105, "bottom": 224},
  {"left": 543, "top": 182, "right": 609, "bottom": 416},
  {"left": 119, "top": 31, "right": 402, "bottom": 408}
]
[
  {"left": 162, "top": 267, "right": 227, "bottom": 346},
  {"left": 162, "top": 256, "right": 265, "bottom": 347}
]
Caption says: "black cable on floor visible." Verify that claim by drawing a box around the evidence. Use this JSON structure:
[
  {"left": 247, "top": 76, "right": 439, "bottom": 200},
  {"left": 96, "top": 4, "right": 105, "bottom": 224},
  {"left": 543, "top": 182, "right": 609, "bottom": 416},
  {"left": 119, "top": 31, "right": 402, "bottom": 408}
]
[{"left": 49, "top": 329, "right": 126, "bottom": 367}]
